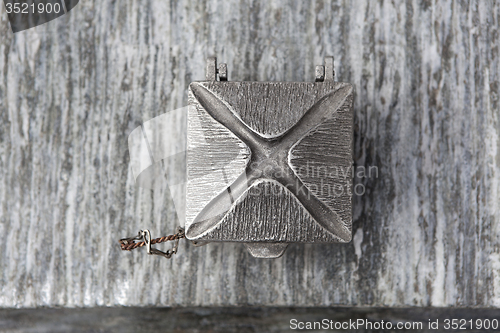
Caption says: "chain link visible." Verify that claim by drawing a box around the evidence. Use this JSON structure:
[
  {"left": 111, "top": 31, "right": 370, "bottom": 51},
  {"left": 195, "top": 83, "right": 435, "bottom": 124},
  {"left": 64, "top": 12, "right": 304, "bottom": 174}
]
[{"left": 119, "top": 227, "right": 185, "bottom": 259}]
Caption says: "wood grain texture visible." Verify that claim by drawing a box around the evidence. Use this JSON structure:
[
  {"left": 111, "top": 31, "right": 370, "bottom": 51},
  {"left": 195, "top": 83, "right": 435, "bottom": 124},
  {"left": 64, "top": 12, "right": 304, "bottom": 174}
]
[
  {"left": 0, "top": 0, "right": 499, "bottom": 307},
  {"left": 3, "top": 307, "right": 500, "bottom": 332}
]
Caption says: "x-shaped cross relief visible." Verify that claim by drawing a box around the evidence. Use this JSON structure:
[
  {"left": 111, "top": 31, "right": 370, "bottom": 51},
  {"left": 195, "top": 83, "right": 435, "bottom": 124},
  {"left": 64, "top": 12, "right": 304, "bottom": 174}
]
[{"left": 187, "top": 82, "right": 353, "bottom": 242}]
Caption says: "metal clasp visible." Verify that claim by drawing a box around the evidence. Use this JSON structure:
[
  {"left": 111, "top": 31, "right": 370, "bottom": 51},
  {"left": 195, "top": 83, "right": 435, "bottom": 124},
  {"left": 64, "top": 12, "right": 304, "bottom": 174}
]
[
  {"left": 119, "top": 227, "right": 185, "bottom": 259},
  {"left": 143, "top": 228, "right": 184, "bottom": 259}
]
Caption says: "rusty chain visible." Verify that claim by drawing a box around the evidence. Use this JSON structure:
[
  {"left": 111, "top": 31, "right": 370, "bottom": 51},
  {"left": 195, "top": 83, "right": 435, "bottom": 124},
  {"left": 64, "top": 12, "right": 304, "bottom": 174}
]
[{"left": 119, "top": 227, "right": 185, "bottom": 259}]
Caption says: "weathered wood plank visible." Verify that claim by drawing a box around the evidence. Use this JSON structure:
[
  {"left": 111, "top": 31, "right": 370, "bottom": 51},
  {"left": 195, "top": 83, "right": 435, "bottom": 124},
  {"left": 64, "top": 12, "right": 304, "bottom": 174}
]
[
  {"left": 2, "top": 307, "right": 500, "bottom": 332},
  {"left": 0, "top": 0, "right": 499, "bottom": 307}
]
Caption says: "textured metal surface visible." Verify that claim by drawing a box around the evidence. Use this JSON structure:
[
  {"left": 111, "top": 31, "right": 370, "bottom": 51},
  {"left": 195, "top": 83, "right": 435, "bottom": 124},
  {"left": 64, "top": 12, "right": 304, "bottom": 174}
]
[
  {"left": 0, "top": 0, "right": 499, "bottom": 307},
  {"left": 186, "top": 79, "right": 354, "bottom": 257}
]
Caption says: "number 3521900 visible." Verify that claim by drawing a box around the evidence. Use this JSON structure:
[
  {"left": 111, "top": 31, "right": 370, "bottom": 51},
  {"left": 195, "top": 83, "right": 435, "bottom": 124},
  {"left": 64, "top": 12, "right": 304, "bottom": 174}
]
[{"left": 4, "top": 2, "right": 62, "bottom": 14}]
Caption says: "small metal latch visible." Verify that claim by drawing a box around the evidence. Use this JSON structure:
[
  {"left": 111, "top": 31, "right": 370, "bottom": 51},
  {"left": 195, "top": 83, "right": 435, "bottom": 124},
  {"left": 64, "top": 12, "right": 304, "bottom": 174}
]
[{"left": 185, "top": 57, "right": 354, "bottom": 258}]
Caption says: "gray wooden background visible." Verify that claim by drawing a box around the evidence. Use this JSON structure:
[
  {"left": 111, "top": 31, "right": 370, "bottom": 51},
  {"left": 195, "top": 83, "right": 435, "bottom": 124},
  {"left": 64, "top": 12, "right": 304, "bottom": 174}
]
[
  {"left": 0, "top": 0, "right": 499, "bottom": 308},
  {"left": 3, "top": 307, "right": 500, "bottom": 332}
]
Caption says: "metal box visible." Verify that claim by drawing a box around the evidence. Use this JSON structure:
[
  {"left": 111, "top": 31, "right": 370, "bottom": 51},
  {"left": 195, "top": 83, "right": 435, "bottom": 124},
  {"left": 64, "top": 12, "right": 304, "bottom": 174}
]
[{"left": 186, "top": 57, "right": 354, "bottom": 258}]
